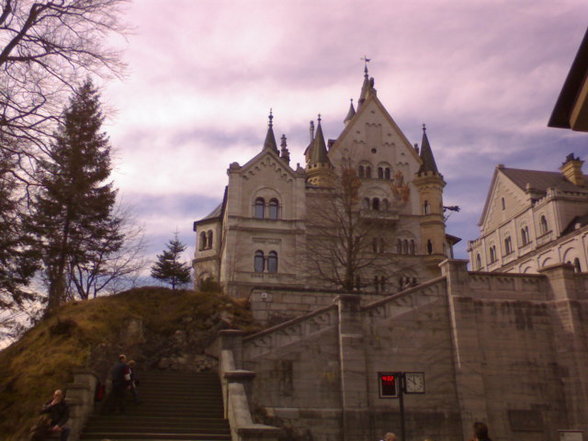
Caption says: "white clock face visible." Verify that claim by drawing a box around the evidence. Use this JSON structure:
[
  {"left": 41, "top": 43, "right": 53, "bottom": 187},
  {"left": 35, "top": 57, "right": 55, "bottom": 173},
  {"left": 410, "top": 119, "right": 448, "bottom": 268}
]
[{"left": 405, "top": 372, "right": 425, "bottom": 394}]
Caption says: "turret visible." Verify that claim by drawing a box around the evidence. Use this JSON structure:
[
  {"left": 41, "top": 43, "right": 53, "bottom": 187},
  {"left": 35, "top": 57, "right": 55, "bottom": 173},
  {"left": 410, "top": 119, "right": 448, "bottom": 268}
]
[
  {"left": 412, "top": 125, "right": 447, "bottom": 266},
  {"left": 305, "top": 115, "right": 334, "bottom": 187},
  {"left": 262, "top": 109, "right": 278, "bottom": 153}
]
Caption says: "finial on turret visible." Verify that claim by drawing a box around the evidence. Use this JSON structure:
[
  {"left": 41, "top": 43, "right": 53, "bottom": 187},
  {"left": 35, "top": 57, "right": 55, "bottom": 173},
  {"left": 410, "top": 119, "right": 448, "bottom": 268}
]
[
  {"left": 268, "top": 109, "right": 273, "bottom": 128},
  {"left": 317, "top": 113, "right": 322, "bottom": 124},
  {"left": 422, "top": 123, "right": 426, "bottom": 132}
]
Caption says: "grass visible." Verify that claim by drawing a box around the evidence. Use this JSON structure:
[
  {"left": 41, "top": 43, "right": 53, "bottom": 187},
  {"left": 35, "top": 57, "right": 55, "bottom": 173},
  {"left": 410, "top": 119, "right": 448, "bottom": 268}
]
[{"left": 0, "top": 287, "right": 257, "bottom": 441}]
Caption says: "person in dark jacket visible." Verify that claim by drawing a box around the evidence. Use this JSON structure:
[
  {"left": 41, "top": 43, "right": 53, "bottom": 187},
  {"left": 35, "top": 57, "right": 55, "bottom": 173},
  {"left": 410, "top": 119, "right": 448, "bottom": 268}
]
[
  {"left": 40, "top": 389, "right": 70, "bottom": 441},
  {"left": 471, "top": 422, "right": 492, "bottom": 441},
  {"left": 110, "top": 353, "right": 131, "bottom": 413}
]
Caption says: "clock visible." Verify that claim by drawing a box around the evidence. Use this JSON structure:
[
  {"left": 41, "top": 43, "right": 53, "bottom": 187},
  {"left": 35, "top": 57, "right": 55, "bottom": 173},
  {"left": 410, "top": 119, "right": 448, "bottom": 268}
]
[{"left": 404, "top": 372, "right": 425, "bottom": 394}]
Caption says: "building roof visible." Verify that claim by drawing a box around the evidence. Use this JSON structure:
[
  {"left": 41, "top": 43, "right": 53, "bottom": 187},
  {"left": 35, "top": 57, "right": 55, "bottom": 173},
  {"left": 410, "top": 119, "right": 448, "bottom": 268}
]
[
  {"left": 501, "top": 167, "right": 588, "bottom": 193},
  {"left": 263, "top": 111, "right": 279, "bottom": 153},
  {"left": 193, "top": 186, "right": 228, "bottom": 229},
  {"left": 417, "top": 125, "right": 439, "bottom": 175},
  {"left": 344, "top": 99, "right": 356, "bottom": 124},
  {"left": 308, "top": 118, "right": 331, "bottom": 165},
  {"left": 548, "top": 27, "right": 588, "bottom": 131}
]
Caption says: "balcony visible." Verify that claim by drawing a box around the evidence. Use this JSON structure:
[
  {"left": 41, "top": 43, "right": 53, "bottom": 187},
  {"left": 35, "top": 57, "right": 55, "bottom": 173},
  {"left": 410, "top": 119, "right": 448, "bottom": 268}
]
[{"left": 359, "top": 208, "right": 399, "bottom": 223}]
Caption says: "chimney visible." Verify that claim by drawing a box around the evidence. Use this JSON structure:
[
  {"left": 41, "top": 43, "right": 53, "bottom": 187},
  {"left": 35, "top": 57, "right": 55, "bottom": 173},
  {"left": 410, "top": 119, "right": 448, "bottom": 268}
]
[{"left": 560, "top": 153, "right": 585, "bottom": 186}]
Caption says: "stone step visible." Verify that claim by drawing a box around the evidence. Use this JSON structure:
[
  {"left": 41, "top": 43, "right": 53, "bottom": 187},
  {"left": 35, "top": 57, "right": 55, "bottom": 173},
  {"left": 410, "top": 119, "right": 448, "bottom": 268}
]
[{"left": 79, "top": 433, "right": 230, "bottom": 440}]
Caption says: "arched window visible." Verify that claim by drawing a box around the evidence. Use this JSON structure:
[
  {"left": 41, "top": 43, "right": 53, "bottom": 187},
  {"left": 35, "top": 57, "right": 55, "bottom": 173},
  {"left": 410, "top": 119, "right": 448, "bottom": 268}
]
[
  {"left": 363, "top": 198, "right": 370, "bottom": 209},
  {"left": 574, "top": 258, "right": 581, "bottom": 273},
  {"left": 521, "top": 226, "right": 529, "bottom": 246},
  {"left": 380, "top": 238, "right": 385, "bottom": 253},
  {"left": 372, "top": 198, "right": 380, "bottom": 211},
  {"left": 476, "top": 253, "right": 481, "bottom": 270},
  {"left": 358, "top": 165, "right": 365, "bottom": 178},
  {"left": 366, "top": 166, "right": 372, "bottom": 178},
  {"left": 424, "top": 200, "right": 430, "bottom": 215},
  {"left": 267, "top": 251, "right": 278, "bottom": 273},
  {"left": 199, "top": 231, "right": 207, "bottom": 250},
  {"left": 489, "top": 246, "right": 496, "bottom": 263},
  {"left": 384, "top": 168, "right": 391, "bottom": 180},
  {"left": 403, "top": 240, "right": 408, "bottom": 255},
  {"left": 378, "top": 167, "right": 384, "bottom": 179},
  {"left": 427, "top": 240, "right": 433, "bottom": 255},
  {"left": 372, "top": 238, "right": 378, "bottom": 253},
  {"left": 255, "top": 198, "right": 265, "bottom": 219},
  {"left": 380, "top": 276, "right": 386, "bottom": 292},
  {"left": 504, "top": 236, "right": 512, "bottom": 254},
  {"left": 269, "top": 198, "right": 279, "bottom": 220},
  {"left": 355, "top": 275, "right": 361, "bottom": 290},
  {"left": 374, "top": 276, "right": 380, "bottom": 293},
  {"left": 540, "top": 215, "right": 548, "bottom": 234},
  {"left": 410, "top": 240, "right": 415, "bottom": 255},
  {"left": 207, "top": 230, "right": 213, "bottom": 249},
  {"left": 254, "top": 250, "right": 265, "bottom": 272},
  {"left": 382, "top": 199, "right": 389, "bottom": 211},
  {"left": 397, "top": 239, "right": 402, "bottom": 254}
]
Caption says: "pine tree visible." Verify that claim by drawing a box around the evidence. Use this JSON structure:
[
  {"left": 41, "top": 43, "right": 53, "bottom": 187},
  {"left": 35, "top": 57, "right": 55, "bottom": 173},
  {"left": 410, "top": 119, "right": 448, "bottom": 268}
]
[
  {"left": 29, "top": 79, "right": 123, "bottom": 314},
  {"left": 151, "top": 235, "right": 192, "bottom": 290}
]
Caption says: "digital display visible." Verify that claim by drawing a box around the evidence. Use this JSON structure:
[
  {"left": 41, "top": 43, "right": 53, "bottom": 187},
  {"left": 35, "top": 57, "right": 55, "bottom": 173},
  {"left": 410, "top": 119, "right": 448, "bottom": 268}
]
[{"left": 378, "top": 372, "right": 399, "bottom": 398}]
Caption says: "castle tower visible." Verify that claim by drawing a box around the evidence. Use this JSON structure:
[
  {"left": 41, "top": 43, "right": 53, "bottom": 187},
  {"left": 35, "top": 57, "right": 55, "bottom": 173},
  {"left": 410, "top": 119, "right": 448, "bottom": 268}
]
[
  {"left": 305, "top": 115, "right": 334, "bottom": 187},
  {"left": 412, "top": 125, "right": 447, "bottom": 268}
]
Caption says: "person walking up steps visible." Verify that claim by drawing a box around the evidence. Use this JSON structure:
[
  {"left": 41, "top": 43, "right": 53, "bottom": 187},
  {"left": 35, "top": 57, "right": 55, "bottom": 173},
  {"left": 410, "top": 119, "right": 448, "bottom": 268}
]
[{"left": 110, "top": 354, "right": 131, "bottom": 413}]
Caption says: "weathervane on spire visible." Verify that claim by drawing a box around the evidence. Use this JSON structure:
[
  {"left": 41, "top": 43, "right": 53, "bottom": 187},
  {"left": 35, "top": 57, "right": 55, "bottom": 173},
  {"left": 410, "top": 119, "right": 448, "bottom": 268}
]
[{"left": 361, "top": 55, "right": 371, "bottom": 77}]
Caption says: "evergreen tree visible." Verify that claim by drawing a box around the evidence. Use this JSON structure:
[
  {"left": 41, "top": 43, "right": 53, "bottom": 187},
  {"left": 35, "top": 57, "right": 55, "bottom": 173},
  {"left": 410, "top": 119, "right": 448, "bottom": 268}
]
[
  {"left": 151, "top": 235, "right": 192, "bottom": 290},
  {"left": 29, "top": 79, "right": 123, "bottom": 314}
]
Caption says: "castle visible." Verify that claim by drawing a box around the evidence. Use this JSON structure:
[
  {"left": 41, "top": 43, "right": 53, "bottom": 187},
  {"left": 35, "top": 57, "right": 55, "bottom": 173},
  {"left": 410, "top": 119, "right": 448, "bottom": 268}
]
[
  {"left": 193, "top": 67, "right": 459, "bottom": 299},
  {"left": 192, "top": 68, "right": 588, "bottom": 441}
]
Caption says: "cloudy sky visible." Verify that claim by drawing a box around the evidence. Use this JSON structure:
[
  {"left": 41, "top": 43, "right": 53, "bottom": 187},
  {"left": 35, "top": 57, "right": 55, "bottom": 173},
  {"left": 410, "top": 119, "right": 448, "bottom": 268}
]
[{"left": 101, "top": 0, "right": 587, "bottom": 269}]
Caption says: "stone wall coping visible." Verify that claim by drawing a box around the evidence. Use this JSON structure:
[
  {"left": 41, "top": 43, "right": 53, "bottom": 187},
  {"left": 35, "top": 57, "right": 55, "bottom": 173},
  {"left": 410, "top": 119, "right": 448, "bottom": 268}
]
[
  {"left": 237, "top": 424, "right": 282, "bottom": 437},
  {"left": 469, "top": 270, "right": 544, "bottom": 279},
  {"left": 224, "top": 369, "right": 256, "bottom": 381},
  {"left": 243, "top": 303, "right": 337, "bottom": 342},
  {"left": 362, "top": 276, "right": 446, "bottom": 312}
]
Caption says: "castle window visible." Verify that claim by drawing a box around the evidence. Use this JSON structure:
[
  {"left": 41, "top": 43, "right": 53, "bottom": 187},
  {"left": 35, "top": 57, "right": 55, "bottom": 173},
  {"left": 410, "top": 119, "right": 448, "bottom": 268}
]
[
  {"left": 489, "top": 245, "right": 496, "bottom": 263},
  {"left": 267, "top": 251, "right": 278, "bottom": 273},
  {"left": 521, "top": 226, "right": 529, "bottom": 246},
  {"left": 540, "top": 215, "right": 548, "bottom": 234},
  {"left": 501, "top": 197, "right": 506, "bottom": 210},
  {"left": 424, "top": 200, "right": 430, "bottom": 215},
  {"left": 374, "top": 276, "right": 380, "bottom": 293},
  {"left": 366, "top": 166, "right": 372, "bottom": 178},
  {"left": 355, "top": 275, "right": 361, "bottom": 290},
  {"left": 255, "top": 198, "right": 265, "bottom": 219},
  {"left": 384, "top": 168, "right": 391, "bottom": 180},
  {"left": 382, "top": 199, "right": 389, "bottom": 211},
  {"left": 504, "top": 236, "right": 512, "bottom": 255},
  {"left": 254, "top": 250, "right": 265, "bottom": 272},
  {"left": 574, "top": 258, "right": 581, "bottom": 273},
  {"left": 410, "top": 240, "right": 415, "bottom": 255},
  {"left": 269, "top": 198, "right": 279, "bottom": 220},
  {"left": 397, "top": 239, "right": 402, "bottom": 254},
  {"left": 380, "top": 238, "right": 385, "bottom": 253},
  {"left": 358, "top": 165, "right": 365, "bottom": 178},
  {"left": 403, "top": 240, "right": 408, "bottom": 255},
  {"left": 372, "top": 238, "right": 378, "bottom": 253},
  {"left": 378, "top": 167, "right": 384, "bottom": 179},
  {"left": 372, "top": 198, "right": 380, "bottom": 211},
  {"left": 476, "top": 253, "right": 482, "bottom": 269},
  {"left": 380, "top": 276, "right": 386, "bottom": 292},
  {"left": 207, "top": 230, "right": 213, "bottom": 249},
  {"left": 427, "top": 240, "right": 433, "bottom": 255},
  {"left": 199, "top": 231, "right": 207, "bottom": 251},
  {"left": 363, "top": 198, "right": 370, "bottom": 209}
]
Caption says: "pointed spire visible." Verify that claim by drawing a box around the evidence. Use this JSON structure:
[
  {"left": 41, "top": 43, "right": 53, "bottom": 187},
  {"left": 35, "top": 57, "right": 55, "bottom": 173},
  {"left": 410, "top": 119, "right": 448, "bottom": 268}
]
[
  {"left": 357, "top": 58, "right": 375, "bottom": 108},
  {"left": 418, "top": 123, "right": 439, "bottom": 174},
  {"left": 344, "top": 98, "right": 356, "bottom": 124},
  {"left": 280, "top": 134, "right": 290, "bottom": 164},
  {"left": 262, "top": 109, "right": 278, "bottom": 153},
  {"left": 309, "top": 120, "right": 315, "bottom": 143},
  {"left": 309, "top": 114, "right": 330, "bottom": 165}
]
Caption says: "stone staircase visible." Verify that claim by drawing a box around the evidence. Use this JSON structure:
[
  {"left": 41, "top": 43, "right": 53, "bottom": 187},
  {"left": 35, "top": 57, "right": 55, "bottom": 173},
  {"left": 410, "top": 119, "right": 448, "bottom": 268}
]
[{"left": 79, "top": 370, "right": 231, "bottom": 441}]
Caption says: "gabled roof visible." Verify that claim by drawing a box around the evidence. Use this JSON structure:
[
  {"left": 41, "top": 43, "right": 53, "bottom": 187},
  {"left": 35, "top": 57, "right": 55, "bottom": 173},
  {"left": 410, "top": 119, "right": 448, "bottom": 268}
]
[
  {"left": 478, "top": 165, "right": 588, "bottom": 226},
  {"left": 501, "top": 167, "right": 588, "bottom": 193},
  {"left": 194, "top": 186, "right": 228, "bottom": 228},
  {"left": 328, "top": 84, "right": 422, "bottom": 164}
]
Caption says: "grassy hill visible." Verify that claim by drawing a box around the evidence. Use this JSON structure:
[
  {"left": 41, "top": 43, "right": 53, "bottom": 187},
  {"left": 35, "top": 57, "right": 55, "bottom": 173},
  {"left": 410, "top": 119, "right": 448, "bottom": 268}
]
[{"left": 0, "top": 287, "right": 257, "bottom": 441}]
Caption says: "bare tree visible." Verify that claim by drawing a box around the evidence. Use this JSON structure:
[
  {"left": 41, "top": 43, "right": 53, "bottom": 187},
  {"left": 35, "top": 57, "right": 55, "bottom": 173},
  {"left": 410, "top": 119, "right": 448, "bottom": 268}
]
[
  {"left": 306, "top": 161, "right": 412, "bottom": 294},
  {"left": 67, "top": 205, "right": 147, "bottom": 300},
  {"left": 0, "top": 0, "right": 127, "bottom": 159}
]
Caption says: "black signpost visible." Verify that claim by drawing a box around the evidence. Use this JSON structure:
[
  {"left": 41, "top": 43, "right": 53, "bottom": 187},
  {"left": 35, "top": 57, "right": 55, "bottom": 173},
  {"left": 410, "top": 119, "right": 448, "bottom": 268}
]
[{"left": 378, "top": 372, "right": 425, "bottom": 441}]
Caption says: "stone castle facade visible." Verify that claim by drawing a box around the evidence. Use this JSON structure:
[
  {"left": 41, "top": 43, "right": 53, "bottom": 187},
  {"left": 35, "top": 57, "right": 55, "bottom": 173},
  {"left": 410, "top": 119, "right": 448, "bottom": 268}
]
[
  {"left": 193, "top": 69, "right": 458, "bottom": 299},
  {"left": 467, "top": 154, "right": 588, "bottom": 274}
]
